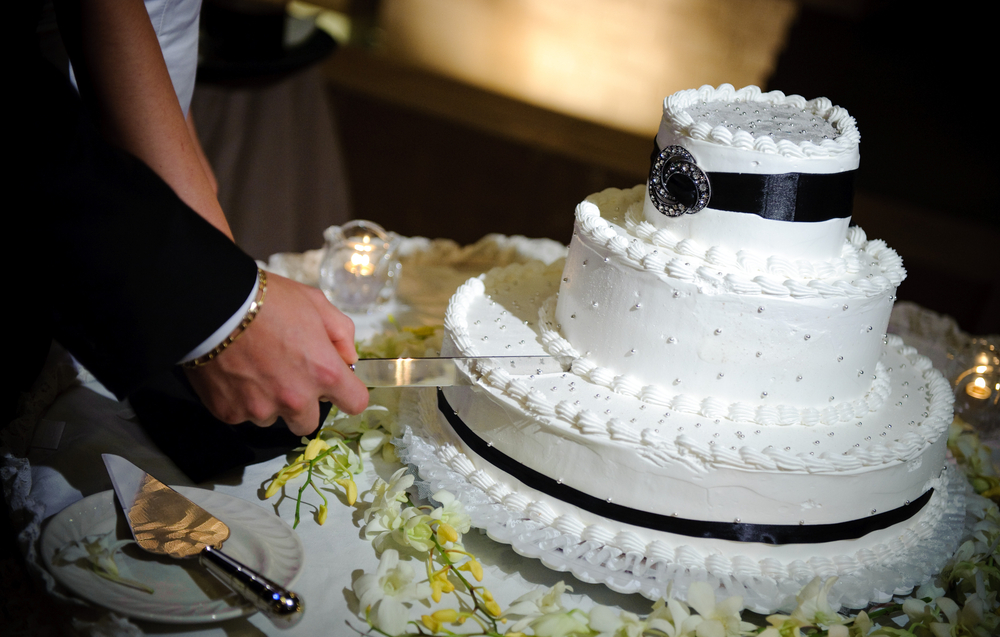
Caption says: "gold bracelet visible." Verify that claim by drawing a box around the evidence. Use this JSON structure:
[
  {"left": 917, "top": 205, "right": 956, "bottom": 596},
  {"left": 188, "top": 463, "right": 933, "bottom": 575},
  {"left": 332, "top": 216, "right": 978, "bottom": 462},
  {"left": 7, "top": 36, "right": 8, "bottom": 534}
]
[{"left": 182, "top": 268, "right": 268, "bottom": 368}]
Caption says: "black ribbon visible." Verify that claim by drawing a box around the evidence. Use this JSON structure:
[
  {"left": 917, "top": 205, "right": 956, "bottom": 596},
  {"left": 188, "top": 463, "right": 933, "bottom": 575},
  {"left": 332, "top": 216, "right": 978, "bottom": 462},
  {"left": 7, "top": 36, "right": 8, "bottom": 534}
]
[
  {"left": 650, "top": 141, "right": 856, "bottom": 222},
  {"left": 438, "top": 388, "right": 932, "bottom": 545}
]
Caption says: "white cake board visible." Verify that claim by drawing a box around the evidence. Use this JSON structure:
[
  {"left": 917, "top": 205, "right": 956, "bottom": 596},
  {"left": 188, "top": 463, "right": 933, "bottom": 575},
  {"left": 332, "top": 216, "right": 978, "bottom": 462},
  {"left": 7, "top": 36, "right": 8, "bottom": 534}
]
[{"left": 398, "top": 388, "right": 966, "bottom": 614}]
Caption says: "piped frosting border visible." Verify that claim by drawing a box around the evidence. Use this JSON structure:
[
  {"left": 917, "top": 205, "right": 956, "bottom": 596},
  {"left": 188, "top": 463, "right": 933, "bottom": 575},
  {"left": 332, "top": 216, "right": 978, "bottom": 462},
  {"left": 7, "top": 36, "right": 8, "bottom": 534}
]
[
  {"left": 664, "top": 84, "right": 860, "bottom": 159},
  {"left": 444, "top": 271, "right": 955, "bottom": 472},
  {"left": 580, "top": 187, "right": 906, "bottom": 296},
  {"left": 401, "top": 403, "right": 964, "bottom": 613}
]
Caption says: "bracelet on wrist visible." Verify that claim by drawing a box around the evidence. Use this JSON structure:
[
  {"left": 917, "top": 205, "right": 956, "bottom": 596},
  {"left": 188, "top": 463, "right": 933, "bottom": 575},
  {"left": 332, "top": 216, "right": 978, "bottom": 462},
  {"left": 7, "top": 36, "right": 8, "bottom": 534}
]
[{"left": 182, "top": 268, "right": 268, "bottom": 369}]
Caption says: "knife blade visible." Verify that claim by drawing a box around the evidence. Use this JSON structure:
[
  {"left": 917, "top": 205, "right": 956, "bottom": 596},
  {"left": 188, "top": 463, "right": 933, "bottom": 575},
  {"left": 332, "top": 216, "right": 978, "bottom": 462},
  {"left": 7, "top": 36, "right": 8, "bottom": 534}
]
[
  {"left": 102, "top": 454, "right": 304, "bottom": 625},
  {"left": 350, "top": 355, "right": 568, "bottom": 387}
]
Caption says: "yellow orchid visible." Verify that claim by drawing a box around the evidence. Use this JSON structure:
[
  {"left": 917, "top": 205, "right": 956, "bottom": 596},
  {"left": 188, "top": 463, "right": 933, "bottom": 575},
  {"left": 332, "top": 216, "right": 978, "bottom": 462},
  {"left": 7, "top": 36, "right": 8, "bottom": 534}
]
[
  {"left": 458, "top": 557, "right": 484, "bottom": 582},
  {"left": 302, "top": 437, "right": 330, "bottom": 461},
  {"left": 435, "top": 521, "right": 459, "bottom": 544},
  {"left": 484, "top": 599, "right": 502, "bottom": 617},
  {"left": 429, "top": 568, "right": 455, "bottom": 603},
  {"left": 420, "top": 608, "right": 459, "bottom": 632},
  {"left": 263, "top": 462, "right": 306, "bottom": 498},
  {"left": 334, "top": 477, "right": 358, "bottom": 506}
]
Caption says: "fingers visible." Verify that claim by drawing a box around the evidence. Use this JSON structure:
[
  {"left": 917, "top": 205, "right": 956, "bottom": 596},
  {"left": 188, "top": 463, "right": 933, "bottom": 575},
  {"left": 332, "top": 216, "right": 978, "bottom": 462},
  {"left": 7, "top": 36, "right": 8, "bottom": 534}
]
[
  {"left": 320, "top": 359, "right": 369, "bottom": 416},
  {"left": 310, "top": 287, "right": 359, "bottom": 365},
  {"left": 281, "top": 396, "right": 321, "bottom": 437}
]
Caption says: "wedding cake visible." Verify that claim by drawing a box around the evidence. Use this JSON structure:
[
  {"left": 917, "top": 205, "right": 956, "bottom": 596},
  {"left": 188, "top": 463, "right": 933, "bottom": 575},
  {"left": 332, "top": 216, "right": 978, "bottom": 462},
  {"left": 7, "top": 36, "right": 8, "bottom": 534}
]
[{"left": 412, "top": 85, "right": 961, "bottom": 612}]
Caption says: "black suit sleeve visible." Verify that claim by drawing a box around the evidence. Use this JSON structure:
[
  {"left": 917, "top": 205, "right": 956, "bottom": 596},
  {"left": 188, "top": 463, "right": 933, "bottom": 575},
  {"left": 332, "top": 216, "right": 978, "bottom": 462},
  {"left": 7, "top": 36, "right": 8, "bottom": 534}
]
[
  {"left": 26, "top": 57, "right": 257, "bottom": 400},
  {"left": 19, "top": 26, "right": 303, "bottom": 481}
]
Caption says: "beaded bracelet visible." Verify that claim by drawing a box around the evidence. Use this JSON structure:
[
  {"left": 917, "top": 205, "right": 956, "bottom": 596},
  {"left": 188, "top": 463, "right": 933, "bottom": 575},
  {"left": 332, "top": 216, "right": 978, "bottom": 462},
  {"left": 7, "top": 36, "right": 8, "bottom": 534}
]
[{"left": 182, "top": 268, "right": 268, "bottom": 368}]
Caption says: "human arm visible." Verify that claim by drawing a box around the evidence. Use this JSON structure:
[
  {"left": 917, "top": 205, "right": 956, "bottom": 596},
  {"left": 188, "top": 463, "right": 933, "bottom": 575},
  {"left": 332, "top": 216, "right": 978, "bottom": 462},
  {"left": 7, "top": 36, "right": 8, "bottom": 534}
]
[
  {"left": 183, "top": 274, "right": 370, "bottom": 436},
  {"left": 30, "top": 56, "right": 366, "bottom": 432},
  {"left": 55, "top": 0, "right": 232, "bottom": 238},
  {"left": 186, "top": 109, "right": 219, "bottom": 196}
]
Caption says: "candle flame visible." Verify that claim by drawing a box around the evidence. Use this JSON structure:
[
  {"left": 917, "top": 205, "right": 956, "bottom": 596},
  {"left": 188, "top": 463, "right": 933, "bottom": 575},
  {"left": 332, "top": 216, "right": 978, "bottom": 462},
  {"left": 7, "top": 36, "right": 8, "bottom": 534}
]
[{"left": 347, "top": 252, "right": 375, "bottom": 276}]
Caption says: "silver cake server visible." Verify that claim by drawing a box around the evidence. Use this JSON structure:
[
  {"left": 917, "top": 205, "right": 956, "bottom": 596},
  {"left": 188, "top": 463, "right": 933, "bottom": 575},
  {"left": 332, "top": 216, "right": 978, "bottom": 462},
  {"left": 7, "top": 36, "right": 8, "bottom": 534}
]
[{"left": 102, "top": 454, "right": 304, "bottom": 626}]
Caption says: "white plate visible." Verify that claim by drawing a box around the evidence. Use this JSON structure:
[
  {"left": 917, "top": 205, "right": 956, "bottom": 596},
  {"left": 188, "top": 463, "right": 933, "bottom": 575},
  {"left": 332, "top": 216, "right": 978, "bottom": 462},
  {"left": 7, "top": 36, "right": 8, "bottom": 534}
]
[{"left": 41, "top": 487, "right": 304, "bottom": 624}]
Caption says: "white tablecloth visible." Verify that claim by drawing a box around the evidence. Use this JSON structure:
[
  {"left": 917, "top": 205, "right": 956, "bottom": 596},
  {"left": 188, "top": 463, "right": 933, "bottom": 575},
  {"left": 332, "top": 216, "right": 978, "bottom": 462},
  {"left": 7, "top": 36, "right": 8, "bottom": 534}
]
[{"left": 3, "top": 235, "right": 996, "bottom": 635}]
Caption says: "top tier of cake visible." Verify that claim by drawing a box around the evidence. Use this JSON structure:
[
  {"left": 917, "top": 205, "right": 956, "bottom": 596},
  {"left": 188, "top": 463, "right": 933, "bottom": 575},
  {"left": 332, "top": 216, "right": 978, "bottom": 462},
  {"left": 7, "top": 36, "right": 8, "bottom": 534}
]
[{"left": 643, "top": 84, "right": 860, "bottom": 260}]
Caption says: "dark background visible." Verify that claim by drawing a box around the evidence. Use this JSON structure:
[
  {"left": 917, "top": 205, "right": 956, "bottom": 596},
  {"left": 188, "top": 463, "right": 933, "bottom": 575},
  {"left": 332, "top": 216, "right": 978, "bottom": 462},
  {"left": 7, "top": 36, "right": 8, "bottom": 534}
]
[{"left": 325, "top": 0, "right": 998, "bottom": 334}]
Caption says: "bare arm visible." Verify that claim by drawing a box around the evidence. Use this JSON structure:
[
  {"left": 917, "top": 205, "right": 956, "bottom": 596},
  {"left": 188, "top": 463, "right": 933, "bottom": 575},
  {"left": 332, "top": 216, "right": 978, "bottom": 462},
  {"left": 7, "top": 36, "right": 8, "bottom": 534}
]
[
  {"left": 186, "top": 109, "right": 219, "bottom": 196},
  {"left": 56, "top": 0, "right": 232, "bottom": 238}
]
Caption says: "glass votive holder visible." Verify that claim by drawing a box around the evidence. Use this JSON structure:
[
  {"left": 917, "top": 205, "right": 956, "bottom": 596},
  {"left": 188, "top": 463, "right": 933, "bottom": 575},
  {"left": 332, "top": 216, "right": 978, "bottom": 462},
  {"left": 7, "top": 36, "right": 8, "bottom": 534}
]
[
  {"left": 319, "top": 220, "right": 401, "bottom": 313},
  {"left": 952, "top": 338, "right": 999, "bottom": 437}
]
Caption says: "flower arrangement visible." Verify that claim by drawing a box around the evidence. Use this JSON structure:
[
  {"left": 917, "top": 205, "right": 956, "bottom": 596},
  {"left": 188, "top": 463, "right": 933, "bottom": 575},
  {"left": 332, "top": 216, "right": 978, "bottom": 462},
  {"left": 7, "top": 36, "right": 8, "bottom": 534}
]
[
  {"left": 262, "top": 327, "right": 999, "bottom": 637},
  {"left": 52, "top": 532, "right": 154, "bottom": 594}
]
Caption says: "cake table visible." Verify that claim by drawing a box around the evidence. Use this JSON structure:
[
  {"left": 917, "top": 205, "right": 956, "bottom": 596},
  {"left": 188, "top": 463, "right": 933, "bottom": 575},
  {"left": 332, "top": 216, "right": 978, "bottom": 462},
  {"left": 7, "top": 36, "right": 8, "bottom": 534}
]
[{"left": 1, "top": 234, "right": 995, "bottom": 636}]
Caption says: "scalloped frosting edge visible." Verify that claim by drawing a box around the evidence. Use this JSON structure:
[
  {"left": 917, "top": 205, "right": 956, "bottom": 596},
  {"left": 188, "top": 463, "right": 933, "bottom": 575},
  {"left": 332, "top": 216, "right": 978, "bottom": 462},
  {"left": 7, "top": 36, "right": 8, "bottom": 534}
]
[
  {"left": 664, "top": 84, "right": 860, "bottom": 158},
  {"left": 578, "top": 187, "right": 906, "bottom": 295}
]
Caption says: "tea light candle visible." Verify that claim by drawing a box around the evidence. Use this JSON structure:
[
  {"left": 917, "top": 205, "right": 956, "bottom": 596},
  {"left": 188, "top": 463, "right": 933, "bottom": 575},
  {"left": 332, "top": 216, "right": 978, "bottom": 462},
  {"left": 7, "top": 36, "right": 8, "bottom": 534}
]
[
  {"left": 952, "top": 339, "right": 999, "bottom": 437},
  {"left": 319, "top": 220, "right": 402, "bottom": 314},
  {"left": 347, "top": 236, "right": 376, "bottom": 276},
  {"left": 966, "top": 375, "right": 992, "bottom": 400}
]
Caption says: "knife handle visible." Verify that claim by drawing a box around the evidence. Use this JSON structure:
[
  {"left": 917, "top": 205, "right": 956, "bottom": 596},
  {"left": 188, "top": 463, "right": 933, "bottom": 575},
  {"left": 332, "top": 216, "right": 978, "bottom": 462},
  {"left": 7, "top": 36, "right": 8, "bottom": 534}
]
[{"left": 200, "top": 545, "right": 304, "bottom": 626}]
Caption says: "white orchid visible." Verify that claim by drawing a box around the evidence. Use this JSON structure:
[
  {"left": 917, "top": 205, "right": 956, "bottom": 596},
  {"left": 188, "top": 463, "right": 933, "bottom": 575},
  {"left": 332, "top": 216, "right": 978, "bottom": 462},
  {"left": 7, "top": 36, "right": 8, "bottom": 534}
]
[
  {"left": 646, "top": 595, "right": 705, "bottom": 637},
  {"left": 310, "top": 437, "right": 361, "bottom": 483},
  {"left": 528, "top": 608, "right": 592, "bottom": 637},
  {"left": 429, "top": 489, "right": 472, "bottom": 536},
  {"left": 916, "top": 581, "right": 949, "bottom": 601},
  {"left": 929, "top": 596, "right": 994, "bottom": 637},
  {"left": 53, "top": 532, "right": 153, "bottom": 593},
  {"left": 685, "top": 581, "right": 755, "bottom": 637},
  {"left": 588, "top": 605, "right": 649, "bottom": 637},
  {"left": 363, "top": 500, "right": 437, "bottom": 554},
  {"left": 903, "top": 596, "right": 942, "bottom": 625},
  {"left": 364, "top": 467, "right": 414, "bottom": 522},
  {"left": 503, "top": 581, "right": 574, "bottom": 632},
  {"left": 323, "top": 393, "right": 401, "bottom": 457},
  {"left": 394, "top": 507, "right": 436, "bottom": 553},
  {"left": 363, "top": 498, "right": 405, "bottom": 552},
  {"left": 790, "top": 577, "right": 847, "bottom": 628},
  {"left": 352, "top": 549, "right": 429, "bottom": 635}
]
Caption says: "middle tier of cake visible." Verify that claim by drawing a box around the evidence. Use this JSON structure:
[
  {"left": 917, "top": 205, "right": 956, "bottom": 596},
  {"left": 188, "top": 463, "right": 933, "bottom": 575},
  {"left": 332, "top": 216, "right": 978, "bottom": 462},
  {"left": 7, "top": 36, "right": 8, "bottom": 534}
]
[
  {"left": 551, "top": 186, "right": 906, "bottom": 413},
  {"left": 442, "top": 257, "right": 952, "bottom": 534}
]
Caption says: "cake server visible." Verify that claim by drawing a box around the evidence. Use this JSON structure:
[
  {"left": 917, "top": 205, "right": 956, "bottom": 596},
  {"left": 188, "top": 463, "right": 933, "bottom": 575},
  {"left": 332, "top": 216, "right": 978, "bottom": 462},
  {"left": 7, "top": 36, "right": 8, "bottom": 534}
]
[
  {"left": 101, "top": 454, "right": 304, "bottom": 625},
  {"left": 350, "top": 355, "right": 567, "bottom": 387}
]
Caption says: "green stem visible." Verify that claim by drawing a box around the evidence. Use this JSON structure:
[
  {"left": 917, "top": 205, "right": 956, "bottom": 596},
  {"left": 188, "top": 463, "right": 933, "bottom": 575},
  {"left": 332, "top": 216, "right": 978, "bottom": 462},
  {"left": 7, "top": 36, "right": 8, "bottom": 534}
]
[
  {"left": 429, "top": 535, "right": 500, "bottom": 633},
  {"left": 293, "top": 460, "right": 317, "bottom": 529}
]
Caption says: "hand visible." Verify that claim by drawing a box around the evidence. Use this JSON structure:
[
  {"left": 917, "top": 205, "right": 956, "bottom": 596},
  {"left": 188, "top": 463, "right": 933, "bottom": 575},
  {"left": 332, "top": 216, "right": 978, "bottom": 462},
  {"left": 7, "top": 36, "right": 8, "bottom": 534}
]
[{"left": 184, "top": 274, "right": 369, "bottom": 436}]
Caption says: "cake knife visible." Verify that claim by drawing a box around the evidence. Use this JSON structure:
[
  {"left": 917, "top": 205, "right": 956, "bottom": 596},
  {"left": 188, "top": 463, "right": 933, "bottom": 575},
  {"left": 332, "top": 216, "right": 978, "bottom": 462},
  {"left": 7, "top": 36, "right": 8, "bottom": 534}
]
[
  {"left": 102, "top": 454, "right": 304, "bottom": 625},
  {"left": 350, "top": 355, "right": 567, "bottom": 387}
]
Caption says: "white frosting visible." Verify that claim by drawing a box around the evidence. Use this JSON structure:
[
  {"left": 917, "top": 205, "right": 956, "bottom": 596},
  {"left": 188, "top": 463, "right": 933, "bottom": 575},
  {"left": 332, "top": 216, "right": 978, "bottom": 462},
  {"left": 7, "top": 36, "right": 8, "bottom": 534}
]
[
  {"left": 433, "top": 232, "right": 952, "bottom": 601},
  {"left": 442, "top": 259, "right": 951, "bottom": 527},
  {"left": 556, "top": 187, "right": 905, "bottom": 408},
  {"left": 657, "top": 84, "right": 859, "bottom": 174},
  {"left": 644, "top": 84, "right": 861, "bottom": 260},
  {"left": 409, "top": 413, "right": 959, "bottom": 594},
  {"left": 427, "top": 87, "right": 953, "bottom": 608}
]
